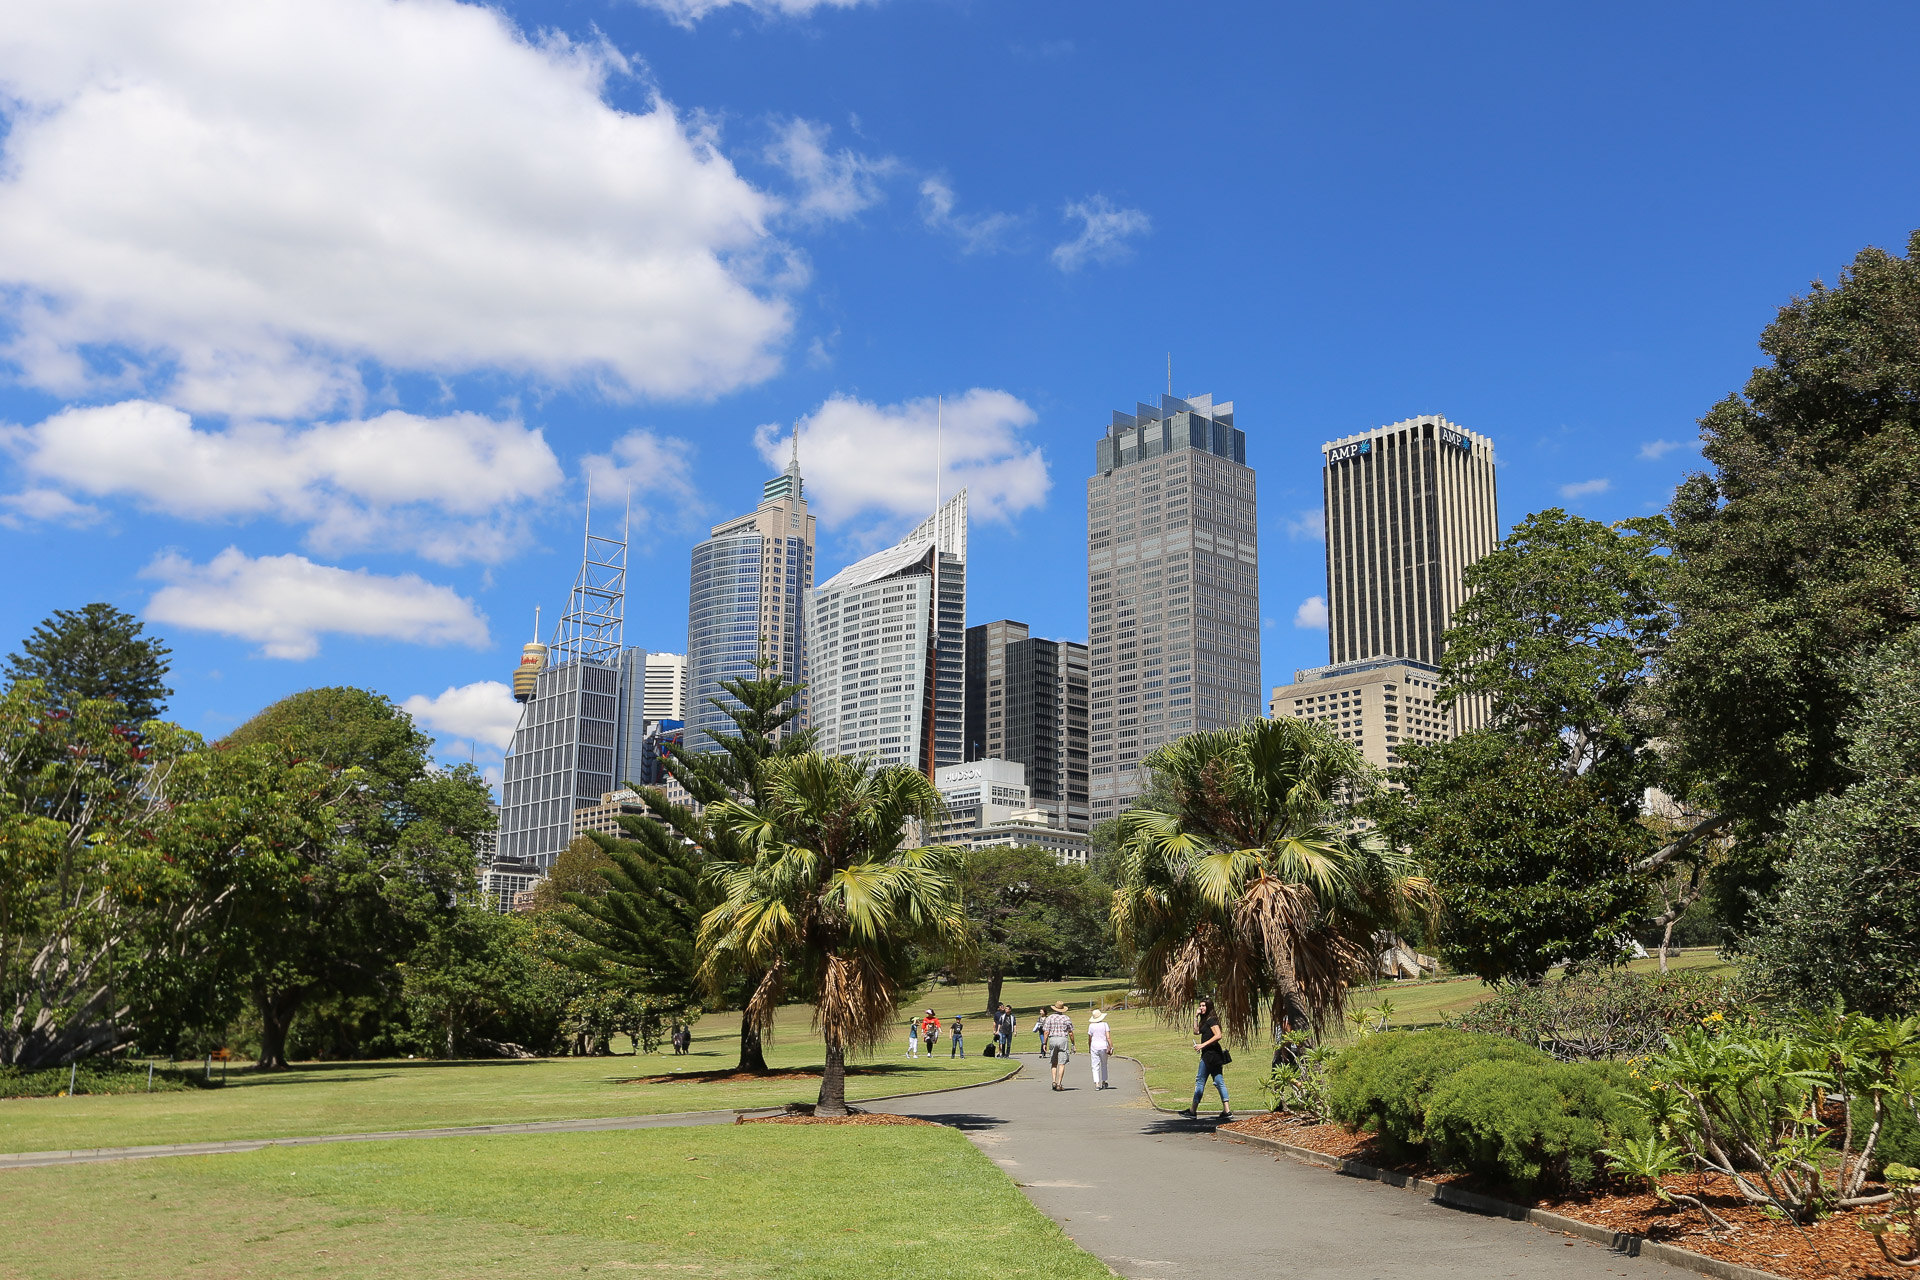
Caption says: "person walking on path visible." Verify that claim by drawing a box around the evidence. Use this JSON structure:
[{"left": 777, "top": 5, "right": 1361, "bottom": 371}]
[
  {"left": 1088, "top": 1009, "right": 1114, "bottom": 1089},
  {"left": 906, "top": 1016, "right": 920, "bottom": 1058},
  {"left": 997, "top": 1003, "right": 1016, "bottom": 1059},
  {"left": 922, "top": 1011, "right": 941, "bottom": 1058},
  {"left": 950, "top": 1016, "right": 965, "bottom": 1058},
  {"left": 1040, "top": 1002, "right": 1076, "bottom": 1091},
  {"left": 1181, "top": 996, "right": 1232, "bottom": 1121},
  {"left": 1031, "top": 1013, "right": 1046, "bottom": 1055}
]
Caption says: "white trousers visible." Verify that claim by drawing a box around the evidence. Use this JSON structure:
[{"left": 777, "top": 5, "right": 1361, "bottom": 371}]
[{"left": 1091, "top": 1048, "right": 1111, "bottom": 1087}]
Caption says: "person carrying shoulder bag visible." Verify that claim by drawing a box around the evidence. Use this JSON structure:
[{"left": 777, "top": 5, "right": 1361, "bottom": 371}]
[{"left": 1181, "top": 996, "right": 1232, "bottom": 1121}]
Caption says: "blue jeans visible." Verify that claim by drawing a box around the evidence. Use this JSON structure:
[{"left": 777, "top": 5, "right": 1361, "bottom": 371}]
[{"left": 1192, "top": 1058, "right": 1229, "bottom": 1111}]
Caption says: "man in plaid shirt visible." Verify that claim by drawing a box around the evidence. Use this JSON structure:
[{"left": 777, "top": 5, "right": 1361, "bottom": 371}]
[{"left": 1040, "top": 1002, "right": 1076, "bottom": 1091}]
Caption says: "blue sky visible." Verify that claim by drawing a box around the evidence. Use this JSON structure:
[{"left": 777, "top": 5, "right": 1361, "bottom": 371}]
[{"left": 3, "top": 0, "right": 1917, "bottom": 790}]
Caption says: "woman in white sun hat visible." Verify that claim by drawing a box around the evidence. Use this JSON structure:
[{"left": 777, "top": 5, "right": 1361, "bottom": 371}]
[{"left": 1088, "top": 1008, "right": 1115, "bottom": 1089}]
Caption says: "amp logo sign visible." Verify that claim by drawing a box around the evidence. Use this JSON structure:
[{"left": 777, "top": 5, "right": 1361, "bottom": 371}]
[{"left": 1327, "top": 439, "right": 1372, "bottom": 463}]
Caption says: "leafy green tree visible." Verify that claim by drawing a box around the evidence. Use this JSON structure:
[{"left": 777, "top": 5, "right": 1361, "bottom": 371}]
[
  {"left": 702, "top": 753, "right": 968, "bottom": 1115},
  {"left": 1383, "top": 733, "right": 1653, "bottom": 986},
  {"left": 550, "top": 822, "right": 707, "bottom": 1033},
  {"left": 959, "top": 846, "right": 1115, "bottom": 1010},
  {"left": 1660, "top": 230, "right": 1920, "bottom": 926},
  {"left": 4, "top": 603, "right": 172, "bottom": 724},
  {"left": 1742, "top": 630, "right": 1920, "bottom": 1016},
  {"left": 530, "top": 833, "right": 615, "bottom": 913},
  {"left": 1112, "top": 717, "right": 1430, "bottom": 1041},
  {"left": 218, "top": 688, "right": 489, "bottom": 1068}
]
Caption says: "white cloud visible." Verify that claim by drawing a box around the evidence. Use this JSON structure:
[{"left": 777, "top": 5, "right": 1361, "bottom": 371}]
[
  {"left": 1285, "top": 508, "right": 1325, "bottom": 541},
  {"left": 404, "top": 681, "right": 522, "bottom": 753},
  {"left": 1559, "top": 478, "right": 1612, "bottom": 500},
  {"left": 919, "top": 178, "right": 1020, "bottom": 254},
  {"left": 1051, "top": 196, "right": 1152, "bottom": 271},
  {"left": 144, "top": 547, "right": 489, "bottom": 659},
  {"left": 4, "top": 399, "right": 563, "bottom": 563},
  {"left": 1294, "top": 596, "right": 1328, "bottom": 630},
  {"left": 767, "top": 119, "right": 894, "bottom": 224},
  {"left": 0, "top": 0, "right": 792, "bottom": 418},
  {"left": 0, "top": 487, "right": 103, "bottom": 529},
  {"left": 636, "top": 0, "right": 878, "bottom": 27},
  {"left": 756, "top": 389, "right": 1049, "bottom": 528},
  {"left": 1638, "top": 439, "right": 1687, "bottom": 460},
  {"left": 580, "top": 429, "right": 702, "bottom": 520}
]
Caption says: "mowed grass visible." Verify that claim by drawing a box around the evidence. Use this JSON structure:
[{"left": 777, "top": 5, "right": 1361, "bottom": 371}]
[
  {"left": 0, "top": 1123, "right": 1112, "bottom": 1280},
  {"left": 0, "top": 1005, "right": 1010, "bottom": 1155}
]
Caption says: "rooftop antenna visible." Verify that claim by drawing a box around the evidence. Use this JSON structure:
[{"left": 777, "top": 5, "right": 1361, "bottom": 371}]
[
  {"left": 533, "top": 604, "right": 540, "bottom": 640},
  {"left": 1167, "top": 352, "right": 1172, "bottom": 396},
  {"left": 790, "top": 419, "right": 800, "bottom": 472},
  {"left": 550, "top": 473, "right": 627, "bottom": 666}
]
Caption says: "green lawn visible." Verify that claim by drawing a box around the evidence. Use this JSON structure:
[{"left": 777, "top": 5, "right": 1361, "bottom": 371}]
[
  {"left": 0, "top": 1123, "right": 1112, "bottom": 1280},
  {"left": 0, "top": 1005, "right": 1009, "bottom": 1155}
]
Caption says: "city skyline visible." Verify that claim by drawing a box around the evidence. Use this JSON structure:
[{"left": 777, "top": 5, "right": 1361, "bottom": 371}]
[{"left": 4, "top": 3, "right": 1914, "bottom": 792}]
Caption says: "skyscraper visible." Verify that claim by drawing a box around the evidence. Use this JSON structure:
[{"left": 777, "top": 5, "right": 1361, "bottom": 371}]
[
  {"left": 1087, "top": 393, "right": 1260, "bottom": 824},
  {"left": 806, "top": 491, "right": 967, "bottom": 773},
  {"left": 498, "top": 498, "right": 648, "bottom": 869},
  {"left": 643, "top": 651, "right": 689, "bottom": 722},
  {"left": 964, "top": 620, "right": 1090, "bottom": 832},
  {"left": 685, "top": 445, "right": 815, "bottom": 752},
  {"left": 1320, "top": 415, "right": 1498, "bottom": 676}
]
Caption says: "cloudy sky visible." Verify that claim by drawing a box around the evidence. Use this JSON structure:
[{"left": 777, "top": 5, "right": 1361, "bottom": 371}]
[{"left": 3, "top": 0, "right": 1917, "bottom": 787}]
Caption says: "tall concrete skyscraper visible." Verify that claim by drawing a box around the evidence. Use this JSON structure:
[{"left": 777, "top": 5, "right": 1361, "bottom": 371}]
[
  {"left": 685, "top": 446, "right": 815, "bottom": 752},
  {"left": 1087, "top": 393, "right": 1260, "bottom": 823},
  {"left": 1320, "top": 415, "right": 1497, "bottom": 675},
  {"left": 806, "top": 491, "right": 966, "bottom": 773},
  {"left": 643, "top": 651, "right": 689, "bottom": 722},
  {"left": 964, "top": 620, "right": 1090, "bottom": 832},
  {"left": 1268, "top": 414, "right": 1499, "bottom": 767}
]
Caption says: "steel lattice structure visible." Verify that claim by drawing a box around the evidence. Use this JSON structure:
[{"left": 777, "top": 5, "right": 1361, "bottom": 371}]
[{"left": 550, "top": 480, "right": 627, "bottom": 667}]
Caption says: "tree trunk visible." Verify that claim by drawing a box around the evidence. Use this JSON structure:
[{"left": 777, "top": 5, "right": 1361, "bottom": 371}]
[
  {"left": 816, "top": 1038, "right": 848, "bottom": 1116},
  {"left": 986, "top": 969, "right": 1005, "bottom": 1022},
  {"left": 1659, "top": 917, "right": 1676, "bottom": 974},
  {"left": 255, "top": 989, "right": 301, "bottom": 1070},
  {"left": 736, "top": 1009, "right": 768, "bottom": 1073}
]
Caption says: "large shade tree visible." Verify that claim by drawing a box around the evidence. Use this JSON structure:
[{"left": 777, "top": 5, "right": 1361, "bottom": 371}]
[
  {"left": 1111, "top": 717, "right": 1431, "bottom": 1043},
  {"left": 700, "top": 753, "right": 967, "bottom": 1115}
]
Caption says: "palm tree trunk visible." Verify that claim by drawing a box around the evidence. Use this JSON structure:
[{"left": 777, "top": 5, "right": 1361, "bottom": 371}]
[
  {"left": 816, "top": 1038, "right": 849, "bottom": 1116},
  {"left": 737, "top": 1008, "right": 768, "bottom": 1073}
]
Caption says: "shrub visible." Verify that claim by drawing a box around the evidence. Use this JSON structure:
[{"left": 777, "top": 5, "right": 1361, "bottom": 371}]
[
  {"left": 0, "top": 1060, "right": 207, "bottom": 1098},
  {"left": 1262, "top": 1035, "right": 1337, "bottom": 1122},
  {"left": 1326, "top": 1030, "right": 1549, "bottom": 1154},
  {"left": 1452, "top": 968, "right": 1734, "bottom": 1061},
  {"left": 1424, "top": 1058, "right": 1648, "bottom": 1191}
]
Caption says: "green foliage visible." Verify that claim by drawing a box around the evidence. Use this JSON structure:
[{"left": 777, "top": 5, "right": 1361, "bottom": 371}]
[
  {"left": 1627, "top": 1009, "right": 1920, "bottom": 1221},
  {"left": 1325, "top": 1030, "right": 1550, "bottom": 1154},
  {"left": 0, "top": 1059, "right": 207, "bottom": 1097},
  {"left": 1261, "top": 1036, "right": 1337, "bottom": 1121},
  {"left": 1861, "top": 1161, "right": 1920, "bottom": 1266},
  {"left": 1660, "top": 231, "right": 1920, "bottom": 924},
  {"left": 958, "top": 844, "right": 1116, "bottom": 1008},
  {"left": 1382, "top": 732, "right": 1652, "bottom": 986},
  {"left": 4, "top": 602, "right": 173, "bottom": 725},
  {"left": 1424, "top": 1057, "right": 1648, "bottom": 1191},
  {"left": 1741, "top": 630, "right": 1920, "bottom": 1016},
  {"left": 1452, "top": 969, "right": 1735, "bottom": 1061},
  {"left": 1439, "top": 508, "right": 1673, "bottom": 791},
  {"left": 1112, "top": 716, "right": 1428, "bottom": 1041}
]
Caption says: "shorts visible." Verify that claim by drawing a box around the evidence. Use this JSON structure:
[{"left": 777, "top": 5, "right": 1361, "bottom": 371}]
[{"left": 1047, "top": 1036, "right": 1071, "bottom": 1066}]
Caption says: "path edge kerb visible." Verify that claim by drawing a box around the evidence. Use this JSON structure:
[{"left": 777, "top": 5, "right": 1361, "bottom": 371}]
[
  {"left": 816, "top": 1061, "right": 1022, "bottom": 1110},
  {"left": 1218, "top": 1129, "right": 1789, "bottom": 1280}
]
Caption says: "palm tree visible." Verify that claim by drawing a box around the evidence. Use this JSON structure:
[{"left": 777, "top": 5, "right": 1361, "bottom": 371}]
[
  {"left": 1111, "top": 716, "right": 1434, "bottom": 1044},
  {"left": 700, "top": 753, "right": 968, "bottom": 1115}
]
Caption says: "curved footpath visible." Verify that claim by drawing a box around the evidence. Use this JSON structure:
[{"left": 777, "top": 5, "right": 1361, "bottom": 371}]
[
  {"left": 872, "top": 1054, "right": 1689, "bottom": 1280},
  {"left": 6, "top": 1057, "right": 1688, "bottom": 1278}
]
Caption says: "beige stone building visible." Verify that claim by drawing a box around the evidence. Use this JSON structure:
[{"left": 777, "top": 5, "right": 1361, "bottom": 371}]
[{"left": 1268, "top": 659, "right": 1456, "bottom": 772}]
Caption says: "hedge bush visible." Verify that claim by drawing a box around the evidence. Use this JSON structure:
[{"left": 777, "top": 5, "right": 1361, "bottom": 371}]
[
  {"left": 1450, "top": 968, "right": 1733, "bottom": 1061},
  {"left": 1326, "top": 1030, "right": 1549, "bottom": 1154},
  {"left": 0, "top": 1061, "right": 208, "bottom": 1098},
  {"left": 1424, "top": 1058, "right": 1648, "bottom": 1191}
]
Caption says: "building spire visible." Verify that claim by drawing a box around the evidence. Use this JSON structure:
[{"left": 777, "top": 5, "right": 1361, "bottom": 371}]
[{"left": 789, "top": 420, "right": 800, "bottom": 474}]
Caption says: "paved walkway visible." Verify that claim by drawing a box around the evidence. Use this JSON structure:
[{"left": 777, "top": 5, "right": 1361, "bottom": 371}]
[{"left": 874, "top": 1054, "right": 1688, "bottom": 1280}]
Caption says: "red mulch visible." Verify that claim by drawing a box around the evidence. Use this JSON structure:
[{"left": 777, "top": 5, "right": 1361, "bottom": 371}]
[
  {"left": 1219, "top": 1113, "right": 1908, "bottom": 1280},
  {"left": 736, "top": 1112, "right": 935, "bottom": 1126}
]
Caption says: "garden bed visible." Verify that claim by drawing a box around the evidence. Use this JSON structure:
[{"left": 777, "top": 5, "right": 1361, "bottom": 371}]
[{"left": 1221, "top": 1113, "right": 1904, "bottom": 1280}]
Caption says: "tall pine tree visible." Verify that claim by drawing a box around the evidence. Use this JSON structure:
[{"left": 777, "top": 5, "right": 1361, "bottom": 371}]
[{"left": 5, "top": 603, "right": 173, "bottom": 724}]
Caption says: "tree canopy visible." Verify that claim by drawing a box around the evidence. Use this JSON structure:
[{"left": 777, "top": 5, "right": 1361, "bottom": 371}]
[{"left": 3, "top": 603, "right": 172, "bottom": 725}]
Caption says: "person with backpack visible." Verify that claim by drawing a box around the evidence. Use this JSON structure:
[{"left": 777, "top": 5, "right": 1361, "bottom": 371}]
[
  {"left": 950, "top": 1016, "right": 965, "bottom": 1057},
  {"left": 997, "top": 1004, "right": 1016, "bottom": 1059},
  {"left": 922, "top": 1010, "right": 941, "bottom": 1057},
  {"left": 1180, "top": 996, "right": 1232, "bottom": 1121}
]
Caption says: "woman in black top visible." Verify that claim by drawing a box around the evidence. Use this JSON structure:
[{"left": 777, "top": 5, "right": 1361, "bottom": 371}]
[{"left": 1181, "top": 997, "right": 1232, "bottom": 1121}]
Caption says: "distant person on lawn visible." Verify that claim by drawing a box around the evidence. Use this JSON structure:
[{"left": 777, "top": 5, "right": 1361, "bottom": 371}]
[
  {"left": 950, "top": 1016, "right": 965, "bottom": 1057},
  {"left": 1040, "top": 1002, "right": 1076, "bottom": 1091},
  {"left": 1181, "top": 996, "right": 1231, "bottom": 1121},
  {"left": 1032, "top": 1013, "right": 1046, "bottom": 1055},
  {"left": 997, "top": 1003, "right": 1017, "bottom": 1058},
  {"left": 923, "top": 1011, "right": 940, "bottom": 1057},
  {"left": 1088, "top": 1009, "right": 1114, "bottom": 1089},
  {"left": 906, "top": 1016, "right": 920, "bottom": 1058}
]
